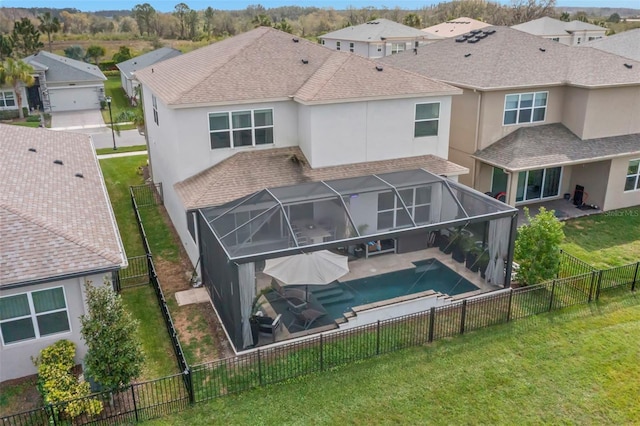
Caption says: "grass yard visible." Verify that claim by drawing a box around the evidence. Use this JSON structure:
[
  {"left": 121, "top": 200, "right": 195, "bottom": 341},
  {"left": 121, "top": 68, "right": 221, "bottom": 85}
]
[
  {"left": 96, "top": 145, "right": 147, "bottom": 155},
  {"left": 101, "top": 74, "right": 135, "bottom": 125},
  {"left": 561, "top": 207, "right": 640, "bottom": 268},
  {"left": 150, "top": 290, "right": 640, "bottom": 425}
]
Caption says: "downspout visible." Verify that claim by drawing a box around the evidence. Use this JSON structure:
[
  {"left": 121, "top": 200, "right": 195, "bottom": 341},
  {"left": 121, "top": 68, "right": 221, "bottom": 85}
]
[{"left": 473, "top": 89, "right": 482, "bottom": 187}]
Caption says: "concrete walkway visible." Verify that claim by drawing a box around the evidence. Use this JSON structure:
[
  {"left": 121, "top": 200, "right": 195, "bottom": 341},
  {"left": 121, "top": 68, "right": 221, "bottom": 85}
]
[
  {"left": 91, "top": 128, "right": 146, "bottom": 150},
  {"left": 50, "top": 110, "right": 105, "bottom": 130},
  {"left": 97, "top": 150, "right": 148, "bottom": 159}
]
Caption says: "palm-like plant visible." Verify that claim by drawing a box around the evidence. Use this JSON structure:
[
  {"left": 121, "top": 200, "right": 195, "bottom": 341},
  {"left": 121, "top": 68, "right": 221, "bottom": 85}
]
[
  {"left": 38, "top": 12, "right": 61, "bottom": 53},
  {"left": 3, "top": 58, "right": 35, "bottom": 119}
]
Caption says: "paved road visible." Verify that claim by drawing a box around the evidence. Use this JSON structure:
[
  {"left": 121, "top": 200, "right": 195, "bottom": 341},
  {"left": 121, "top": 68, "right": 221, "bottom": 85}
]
[{"left": 90, "top": 127, "right": 147, "bottom": 149}]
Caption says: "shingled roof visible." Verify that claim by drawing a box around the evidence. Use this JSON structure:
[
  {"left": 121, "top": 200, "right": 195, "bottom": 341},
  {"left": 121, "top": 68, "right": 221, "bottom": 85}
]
[
  {"left": 135, "top": 27, "right": 459, "bottom": 107},
  {"left": 23, "top": 51, "right": 106, "bottom": 83},
  {"left": 0, "top": 125, "right": 126, "bottom": 287},
  {"left": 380, "top": 26, "right": 640, "bottom": 90},
  {"left": 583, "top": 28, "right": 640, "bottom": 62},
  {"left": 175, "top": 147, "right": 468, "bottom": 209},
  {"left": 116, "top": 47, "right": 182, "bottom": 79},
  {"left": 421, "top": 17, "right": 491, "bottom": 39},
  {"left": 472, "top": 123, "right": 640, "bottom": 171},
  {"left": 512, "top": 16, "right": 605, "bottom": 36},
  {"left": 320, "top": 18, "right": 428, "bottom": 42}
]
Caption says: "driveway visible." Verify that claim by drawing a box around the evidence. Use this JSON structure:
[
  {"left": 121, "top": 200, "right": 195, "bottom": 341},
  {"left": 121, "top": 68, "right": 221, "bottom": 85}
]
[
  {"left": 50, "top": 109, "right": 105, "bottom": 130},
  {"left": 91, "top": 128, "right": 147, "bottom": 150}
]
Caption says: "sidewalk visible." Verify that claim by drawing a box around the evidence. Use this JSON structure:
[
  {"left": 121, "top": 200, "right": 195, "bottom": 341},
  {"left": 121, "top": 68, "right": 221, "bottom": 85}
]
[{"left": 97, "top": 150, "right": 148, "bottom": 160}]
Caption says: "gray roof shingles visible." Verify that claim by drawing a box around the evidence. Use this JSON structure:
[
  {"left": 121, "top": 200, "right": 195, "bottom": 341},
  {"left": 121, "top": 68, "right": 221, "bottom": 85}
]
[
  {"left": 135, "top": 27, "right": 459, "bottom": 106},
  {"left": 583, "top": 28, "right": 640, "bottom": 62},
  {"left": 472, "top": 123, "right": 640, "bottom": 171},
  {"left": 117, "top": 47, "right": 182, "bottom": 79},
  {"left": 23, "top": 51, "right": 106, "bottom": 83},
  {"left": 512, "top": 16, "right": 605, "bottom": 36},
  {"left": 380, "top": 26, "right": 640, "bottom": 90},
  {"left": 320, "top": 18, "right": 428, "bottom": 42},
  {"left": 0, "top": 125, "right": 126, "bottom": 287}
]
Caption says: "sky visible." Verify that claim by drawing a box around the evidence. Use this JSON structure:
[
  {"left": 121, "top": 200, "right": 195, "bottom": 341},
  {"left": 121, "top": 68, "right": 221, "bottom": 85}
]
[{"left": 1, "top": 0, "right": 639, "bottom": 12}]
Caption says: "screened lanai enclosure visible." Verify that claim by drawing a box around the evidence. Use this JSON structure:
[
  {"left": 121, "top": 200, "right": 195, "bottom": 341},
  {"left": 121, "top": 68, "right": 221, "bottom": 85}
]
[{"left": 195, "top": 169, "right": 518, "bottom": 351}]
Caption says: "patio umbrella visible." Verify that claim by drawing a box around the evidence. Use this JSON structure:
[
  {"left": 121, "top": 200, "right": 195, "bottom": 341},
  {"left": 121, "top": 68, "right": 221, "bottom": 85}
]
[{"left": 263, "top": 250, "right": 349, "bottom": 300}]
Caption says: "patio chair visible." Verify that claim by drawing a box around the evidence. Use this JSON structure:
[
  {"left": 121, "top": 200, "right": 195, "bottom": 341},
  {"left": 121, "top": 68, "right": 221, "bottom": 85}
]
[
  {"left": 272, "top": 280, "right": 308, "bottom": 310},
  {"left": 288, "top": 308, "right": 326, "bottom": 331}
]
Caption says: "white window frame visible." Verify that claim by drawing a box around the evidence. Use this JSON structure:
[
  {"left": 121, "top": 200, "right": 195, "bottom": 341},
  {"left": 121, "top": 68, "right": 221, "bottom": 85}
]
[
  {"left": 625, "top": 159, "right": 640, "bottom": 192},
  {"left": 208, "top": 108, "right": 274, "bottom": 150},
  {"left": 391, "top": 42, "right": 405, "bottom": 54},
  {"left": 377, "top": 186, "right": 432, "bottom": 230},
  {"left": 0, "top": 90, "right": 16, "bottom": 109},
  {"left": 414, "top": 102, "right": 440, "bottom": 138},
  {"left": 336, "top": 41, "right": 341, "bottom": 51},
  {"left": 349, "top": 42, "right": 354, "bottom": 52},
  {"left": 376, "top": 44, "right": 382, "bottom": 52},
  {"left": 515, "top": 166, "right": 563, "bottom": 204},
  {"left": 0, "top": 286, "right": 71, "bottom": 346},
  {"left": 152, "top": 95, "right": 159, "bottom": 125},
  {"left": 503, "top": 91, "right": 548, "bottom": 126}
]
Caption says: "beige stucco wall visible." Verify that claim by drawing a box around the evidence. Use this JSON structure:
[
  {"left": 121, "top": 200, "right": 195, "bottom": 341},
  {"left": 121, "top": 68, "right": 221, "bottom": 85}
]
[
  {"left": 569, "top": 160, "right": 611, "bottom": 208},
  {"left": 603, "top": 155, "right": 640, "bottom": 211},
  {"left": 449, "top": 89, "right": 480, "bottom": 186},
  {"left": 581, "top": 86, "right": 640, "bottom": 139}
]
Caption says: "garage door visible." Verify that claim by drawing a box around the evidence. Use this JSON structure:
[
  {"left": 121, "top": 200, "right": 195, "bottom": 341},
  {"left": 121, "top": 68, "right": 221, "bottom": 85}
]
[{"left": 49, "top": 86, "right": 101, "bottom": 112}]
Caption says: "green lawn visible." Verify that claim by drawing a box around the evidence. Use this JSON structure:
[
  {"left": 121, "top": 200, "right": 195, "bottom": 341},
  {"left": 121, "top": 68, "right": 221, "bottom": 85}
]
[
  {"left": 101, "top": 74, "right": 135, "bottom": 125},
  {"left": 150, "top": 291, "right": 640, "bottom": 425},
  {"left": 561, "top": 207, "right": 640, "bottom": 268},
  {"left": 96, "top": 145, "right": 147, "bottom": 155}
]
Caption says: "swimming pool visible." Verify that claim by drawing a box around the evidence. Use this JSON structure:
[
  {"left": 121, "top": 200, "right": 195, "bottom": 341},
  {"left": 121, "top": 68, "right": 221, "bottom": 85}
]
[{"left": 311, "top": 259, "right": 479, "bottom": 320}]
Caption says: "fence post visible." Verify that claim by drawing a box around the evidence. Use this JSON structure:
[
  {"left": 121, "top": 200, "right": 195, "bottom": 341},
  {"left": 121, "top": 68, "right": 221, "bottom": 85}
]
[
  {"left": 459, "top": 300, "right": 467, "bottom": 335},
  {"left": 47, "top": 403, "right": 57, "bottom": 426},
  {"left": 506, "top": 289, "right": 513, "bottom": 322},
  {"left": 595, "top": 270, "right": 603, "bottom": 300},
  {"left": 131, "top": 384, "right": 139, "bottom": 423},
  {"left": 588, "top": 271, "right": 597, "bottom": 302},
  {"left": 184, "top": 367, "right": 194, "bottom": 404},
  {"left": 428, "top": 307, "right": 435, "bottom": 343},
  {"left": 632, "top": 262, "right": 639, "bottom": 292},
  {"left": 548, "top": 280, "right": 556, "bottom": 312},
  {"left": 320, "top": 334, "right": 324, "bottom": 371},
  {"left": 257, "top": 349, "right": 263, "bottom": 387},
  {"left": 376, "top": 320, "right": 381, "bottom": 355}
]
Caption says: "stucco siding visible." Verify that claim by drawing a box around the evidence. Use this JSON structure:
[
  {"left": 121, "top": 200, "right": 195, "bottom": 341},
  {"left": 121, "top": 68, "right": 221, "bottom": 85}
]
[
  {"left": 0, "top": 274, "right": 110, "bottom": 382},
  {"left": 603, "top": 155, "right": 640, "bottom": 210},
  {"left": 561, "top": 86, "right": 589, "bottom": 138},
  {"left": 582, "top": 87, "right": 640, "bottom": 139},
  {"left": 568, "top": 160, "right": 611, "bottom": 208}
]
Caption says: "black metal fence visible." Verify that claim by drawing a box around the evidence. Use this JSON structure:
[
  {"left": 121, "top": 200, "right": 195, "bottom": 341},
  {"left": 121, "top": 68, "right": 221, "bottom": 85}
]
[
  {"left": 558, "top": 249, "right": 596, "bottom": 278},
  {"left": 113, "top": 255, "right": 150, "bottom": 291},
  {"left": 130, "top": 182, "right": 163, "bottom": 208}
]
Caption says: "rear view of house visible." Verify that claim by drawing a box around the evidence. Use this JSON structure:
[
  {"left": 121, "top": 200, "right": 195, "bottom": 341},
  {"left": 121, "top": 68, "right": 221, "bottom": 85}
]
[
  {"left": 116, "top": 47, "right": 181, "bottom": 101},
  {"left": 0, "top": 125, "right": 126, "bottom": 382},
  {"left": 512, "top": 16, "right": 607, "bottom": 45}
]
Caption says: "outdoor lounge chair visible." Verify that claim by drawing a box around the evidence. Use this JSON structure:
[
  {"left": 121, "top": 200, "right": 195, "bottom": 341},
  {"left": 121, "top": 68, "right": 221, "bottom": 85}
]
[
  {"left": 272, "top": 280, "right": 308, "bottom": 310},
  {"left": 287, "top": 308, "right": 326, "bottom": 331}
]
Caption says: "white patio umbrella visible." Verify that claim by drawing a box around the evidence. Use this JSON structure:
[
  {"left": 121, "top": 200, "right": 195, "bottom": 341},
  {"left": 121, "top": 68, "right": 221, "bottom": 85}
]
[{"left": 263, "top": 250, "right": 349, "bottom": 300}]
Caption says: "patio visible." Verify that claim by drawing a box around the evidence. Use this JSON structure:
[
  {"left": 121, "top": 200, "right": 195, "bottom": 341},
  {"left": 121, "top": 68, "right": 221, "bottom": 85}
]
[{"left": 517, "top": 197, "right": 601, "bottom": 226}]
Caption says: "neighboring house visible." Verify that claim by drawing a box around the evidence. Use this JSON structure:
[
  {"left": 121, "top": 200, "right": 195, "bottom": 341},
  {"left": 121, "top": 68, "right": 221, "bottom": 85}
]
[
  {"left": 381, "top": 26, "right": 640, "bottom": 211},
  {"left": 421, "top": 17, "right": 491, "bottom": 40},
  {"left": 22, "top": 51, "right": 107, "bottom": 113},
  {"left": 582, "top": 28, "right": 640, "bottom": 62},
  {"left": 319, "top": 18, "right": 429, "bottom": 58},
  {"left": 0, "top": 124, "right": 127, "bottom": 382},
  {"left": 512, "top": 16, "right": 607, "bottom": 45},
  {"left": 116, "top": 47, "right": 181, "bottom": 101},
  {"left": 134, "top": 26, "right": 465, "bottom": 268}
]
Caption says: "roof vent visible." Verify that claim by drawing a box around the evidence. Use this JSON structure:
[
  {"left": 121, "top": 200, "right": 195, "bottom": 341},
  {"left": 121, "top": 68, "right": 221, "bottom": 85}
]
[
  {"left": 539, "top": 47, "right": 546, "bottom": 52},
  {"left": 53, "top": 160, "right": 63, "bottom": 165},
  {"left": 455, "top": 37, "right": 466, "bottom": 43},
  {"left": 301, "top": 59, "right": 309, "bottom": 64},
  {"left": 75, "top": 173, "right": 84, "bottom": 178},
  {"left": 292, "top": 37, "right": 299, "bottom": 43},
  {"left": 375, "top": 65, "right": 383, "bottom": 72},
  {"left": 380, "top": 37, "right": 386, "bottom": 41},
  {"left": 28, "top": 148, "right": 37, "bottom": 152},
  {"left": 465, "top": 53, "right": 471, "bottom": 57},
  {"left": 624, "top": 63, "right": 633, "bottom": 69}
]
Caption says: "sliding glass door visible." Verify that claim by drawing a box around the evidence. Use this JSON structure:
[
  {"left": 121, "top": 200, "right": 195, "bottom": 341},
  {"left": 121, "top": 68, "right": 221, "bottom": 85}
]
[{"left": 516, "top": 167, "right": 562, "bottom": 203}]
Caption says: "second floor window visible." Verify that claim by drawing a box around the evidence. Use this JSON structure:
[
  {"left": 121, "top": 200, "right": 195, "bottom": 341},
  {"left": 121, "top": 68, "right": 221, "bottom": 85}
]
[
  {"left": 209, "top": 109, "right": 274, "bottom": 149},
  {"left": 503, "top": 92, "right": 547, "bottom": 125},
  {"left": 414, "top": 102, "right": 440, "bottom": 137},
  {"left": 0, "top": 91, "right": 16, "bottom": 108},
  {"left": 152, "top": 95, "right": 159, "bottom": 125}
]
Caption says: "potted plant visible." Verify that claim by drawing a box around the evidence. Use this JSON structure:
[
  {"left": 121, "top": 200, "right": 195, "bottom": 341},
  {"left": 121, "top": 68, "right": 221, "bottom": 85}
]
[
  {"left": 248, "top": 290, "right": 268, "bottom": 347},
  {"left": 465, "top": 245, "right": 482, "bottom": 272},
  {"left": 451, "top": 230, "right": 470, "bottom": 263},
  {"left": 478, "top": 252, "right": 490, "bottom": 279}
]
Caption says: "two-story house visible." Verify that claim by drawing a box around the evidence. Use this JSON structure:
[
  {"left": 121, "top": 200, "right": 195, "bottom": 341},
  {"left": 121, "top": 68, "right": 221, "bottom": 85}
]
[
  {"left": 381, "top": 26, "right": 640, "bottom": 211},
  {"left": 319, "top": 19, "right": 430, "bottom": 58},
  {"left": 512, "top": 16, "right": 606, "bottom": 45},
  {"left": 134, "top": 27, "right": 467, "bottom": 268},
  {"left": 422, "top": 17, "right": 491, "bottom": 40}
]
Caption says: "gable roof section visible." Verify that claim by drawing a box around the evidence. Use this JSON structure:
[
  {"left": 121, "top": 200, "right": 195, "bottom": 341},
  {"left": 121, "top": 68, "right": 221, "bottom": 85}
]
[
  {"left": 583, "top": 28, "right": 640, "bottom": 62},
  {"left": 320, "top": 19, "right": 428, "bottom": 42},
  {"left": 0, "top": 125, "right": 126, "bottom": 287},
  {"left": 23, "top": 51, "right": 106, "bottom": 83},
  {"left": 512, "top": 16, "right": 605, "bottom": 36},
  {"left": 472, "top": 123, "right": 640, "bottom": 171},
  {"left": 175, "top": 147, "right": 468, "bottom": 209},
  {"left": 116, "top": 47, "right": 182, "bottom": 80},
  {"left": 422, "top": 17, "right": 491, "bottom": 39},
  {"left": 380, "top": 26, "right": 640, "bottom": 90},
  {"left": 135, "top": 27, "right": 459, "bottom": 107}
]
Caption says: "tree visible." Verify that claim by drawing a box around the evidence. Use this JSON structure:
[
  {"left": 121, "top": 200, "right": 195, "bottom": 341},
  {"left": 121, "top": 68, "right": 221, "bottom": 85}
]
[
  {"left": 402, "top": 13, "right": 422, "bottom": 28},
  {"left": 511, "top": 0, "right": 556, "bottom": 25},
  {"left": 203, "top": 6, "right": 215, "bottom": 35},
  {"left": 2, "top": 58, "right": 35, "bottom": 119},
  {"left": 132, "top": 3, "right": 156, "bottom": 36},
  {"left": 559, "top": 11, "right": 570, "bottom": 21},
  {"left": 10, "top": 17, "right": 44, "bottom": 57},
  {"left": 85, "top": 44, "right": 106, "bottom": 65},
  {"left": 38, "top": 12, "right": 60, "bottom": 53},
  {"left": 80, "top": 281, "right": 144, "bottom": 393},
  {"left": 252, "top": 14, "right": 272, "bottom": 27},
  {"left": 607, "top": 13, "right": 621, "bottom": 23},
  {"left": 174, "top": 2, "right": 191, "bottom": 39},
  {"left": 274, "top": 19, "right": 293, "bottom": 33},
  {"left": 112, "top": 45, "right": 132, "bottom": 63},
  {"left": 187, "top": 9, "right": 199, "bottom": 39},
  {"left": 514, "top": 207, "right": 565, "bottom": 286},
  {"left": 0, "top": 34, "right": 12, "bottom": 60},
  {"left": 64, "top": 45, "right": 85, "bottom": 60}
]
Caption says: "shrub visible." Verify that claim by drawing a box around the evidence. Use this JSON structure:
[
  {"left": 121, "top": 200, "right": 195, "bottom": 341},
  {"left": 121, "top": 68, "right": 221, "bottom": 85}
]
[
  {"left": 26, "top": 114, "right": 41, "bottom": 122},
  {"left": 33, "top": 340, "right": 103, "bottom": 420},
  {"left": 0, "top": 110, "right": 19, "bottom": 120},
  {"left": 103, "top": 70, "right": 121, "bottom": 77}
]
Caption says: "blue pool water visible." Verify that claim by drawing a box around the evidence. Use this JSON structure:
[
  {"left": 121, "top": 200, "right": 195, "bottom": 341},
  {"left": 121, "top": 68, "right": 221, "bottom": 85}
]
[{"left": 311, "top": 259, "right": 479, "bottom": 320}]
